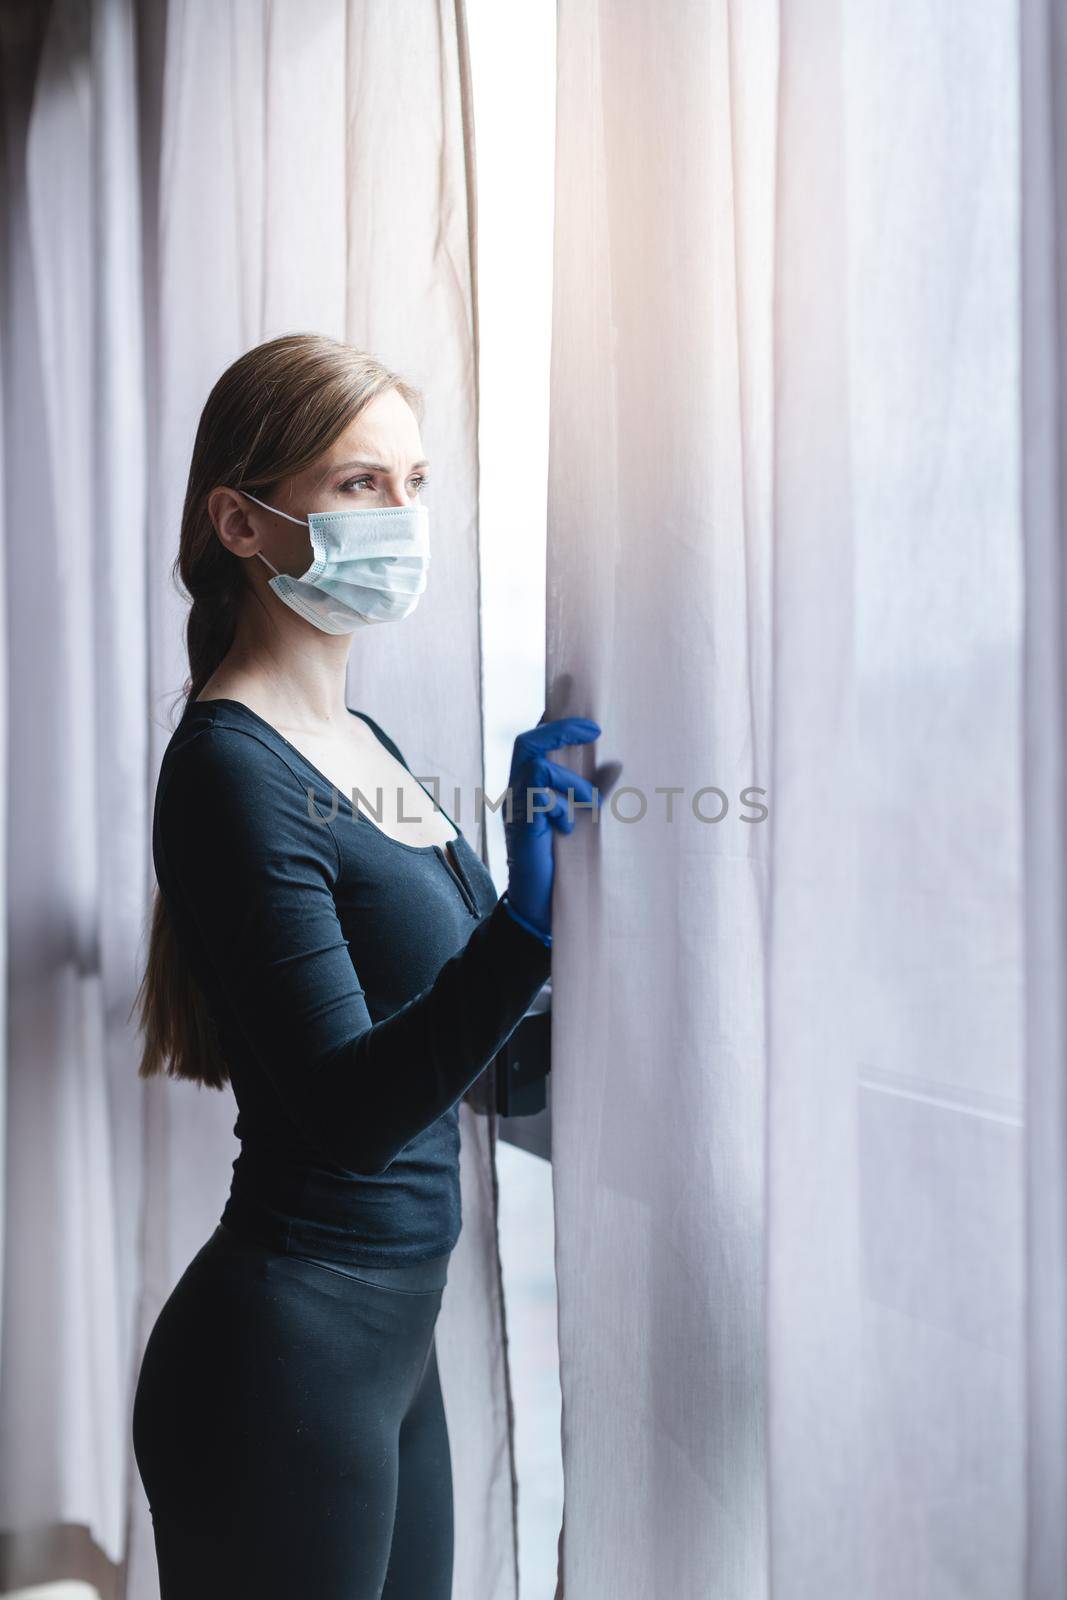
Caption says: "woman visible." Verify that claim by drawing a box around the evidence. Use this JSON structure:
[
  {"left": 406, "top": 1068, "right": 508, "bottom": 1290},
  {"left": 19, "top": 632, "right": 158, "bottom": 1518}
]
[{"left": 131, "top": 332, "right": 604, "bottom": 1599}]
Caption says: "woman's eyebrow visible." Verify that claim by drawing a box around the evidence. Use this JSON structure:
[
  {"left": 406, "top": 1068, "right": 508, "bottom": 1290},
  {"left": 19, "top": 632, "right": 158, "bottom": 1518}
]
[{"left": 321, "top": 457, "right": 430, "bottom": 478}]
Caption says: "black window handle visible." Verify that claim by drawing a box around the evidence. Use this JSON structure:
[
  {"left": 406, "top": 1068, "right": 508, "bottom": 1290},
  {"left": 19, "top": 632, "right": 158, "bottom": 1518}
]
[{"left": 493, "top": 976, "right": 552, "bottom": 1118}]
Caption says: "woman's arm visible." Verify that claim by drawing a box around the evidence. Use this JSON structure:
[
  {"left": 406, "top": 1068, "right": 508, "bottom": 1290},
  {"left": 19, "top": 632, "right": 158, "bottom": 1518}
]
[{"left": 154, "top": 724, "right": 552, "bottom": 1177}]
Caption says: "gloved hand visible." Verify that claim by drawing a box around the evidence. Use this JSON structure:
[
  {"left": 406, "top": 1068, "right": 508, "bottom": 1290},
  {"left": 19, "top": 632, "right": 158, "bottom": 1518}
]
[{"left": 501, "top": 716, "right": 602, "bottom": 945}]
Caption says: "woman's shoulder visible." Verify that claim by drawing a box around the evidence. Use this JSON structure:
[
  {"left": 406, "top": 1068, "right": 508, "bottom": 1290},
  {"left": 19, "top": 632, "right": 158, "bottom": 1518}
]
[
  {"left": 163, "top": 698, "right": 298, "bottom": 784},
  {"left": 153, "top": 722, "right": 340, "bottom": 888},
  {"left": 157, "top": 699, "right": 338, "bottom": 843},
  {"left": 152, "top": 705, "right": 340, "bottom": 896}
]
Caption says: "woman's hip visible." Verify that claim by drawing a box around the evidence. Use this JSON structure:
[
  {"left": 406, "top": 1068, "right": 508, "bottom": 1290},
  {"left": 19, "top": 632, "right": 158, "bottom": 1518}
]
[{"left": 132, "top": 1223, "right": 450, "bottom": 1531}]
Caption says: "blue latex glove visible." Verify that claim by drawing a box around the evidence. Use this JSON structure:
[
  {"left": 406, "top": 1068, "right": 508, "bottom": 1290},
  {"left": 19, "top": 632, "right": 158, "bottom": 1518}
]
[{"left": 501, "top": 716, "right": 602, "bottom": 946}]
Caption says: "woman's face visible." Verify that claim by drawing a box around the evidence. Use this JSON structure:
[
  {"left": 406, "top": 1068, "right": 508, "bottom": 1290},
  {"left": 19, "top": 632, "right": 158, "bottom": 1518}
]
[{"left": 214, "top": 387, "right": 429, "bottom": 578}]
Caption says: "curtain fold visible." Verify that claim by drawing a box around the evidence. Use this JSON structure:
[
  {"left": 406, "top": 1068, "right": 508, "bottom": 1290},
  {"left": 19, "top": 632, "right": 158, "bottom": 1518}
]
[
  {"left": 0, "top": 3, "right": 514, "bottom": 1596},
  {"left": 548, "top": 4, "right": 775, "bottom": 1594},
  {"left": 0, "top": 0, "right": 140, "bottom": 1574},
  {"left": 769, "top": 4, "right": 1023, "bottom": 1593},
  {"left": 549, "top": 2, "right": 1029, "bottom": 1597},
  {"left": 1021, "top": 1, "right": 1067, "bottom": 1596}
]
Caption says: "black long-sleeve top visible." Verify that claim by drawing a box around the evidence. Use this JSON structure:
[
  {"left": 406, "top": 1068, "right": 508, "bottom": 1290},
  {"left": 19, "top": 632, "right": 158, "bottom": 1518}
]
[{"left": 152, "top": 695, "right": 552, "bottom": 1266}]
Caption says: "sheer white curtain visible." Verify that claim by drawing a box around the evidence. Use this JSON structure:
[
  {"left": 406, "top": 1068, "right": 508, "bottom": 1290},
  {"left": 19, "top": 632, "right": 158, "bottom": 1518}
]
[
  {"left": 549, "top": 5, "right": 773, "bottom": 1593},
  {"left": 1021, "top": 1, "right": 1067, "bottom": 1594},
  {"left": 0, "top": 3, "right": 519, "bottom": 1597},
  {"left": 548, "top": 3, "right": 1043, "bottom": 1597}
]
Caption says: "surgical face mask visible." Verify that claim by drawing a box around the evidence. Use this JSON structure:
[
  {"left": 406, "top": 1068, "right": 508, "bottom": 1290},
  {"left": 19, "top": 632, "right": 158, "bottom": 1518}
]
[{"left": 236, "top": 489, "right": 431, "bottom": 635}]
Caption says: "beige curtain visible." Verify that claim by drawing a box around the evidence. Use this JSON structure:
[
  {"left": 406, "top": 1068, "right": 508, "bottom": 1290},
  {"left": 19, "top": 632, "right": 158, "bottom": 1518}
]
[{"left": 0, "top": 2, "right": 518, "bottom": 1596}]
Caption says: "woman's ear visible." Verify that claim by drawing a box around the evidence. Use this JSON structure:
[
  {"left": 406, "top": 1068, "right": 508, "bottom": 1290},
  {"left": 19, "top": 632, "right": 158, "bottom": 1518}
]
[{"left": 209, "top": 488, "right": 259, "bottom": 558}]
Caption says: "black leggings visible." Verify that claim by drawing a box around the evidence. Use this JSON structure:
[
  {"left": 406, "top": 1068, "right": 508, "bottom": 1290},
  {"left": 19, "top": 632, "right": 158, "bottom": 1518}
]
[{"left": 132, "top": 1223, "right": 454, "bottom": 1599}]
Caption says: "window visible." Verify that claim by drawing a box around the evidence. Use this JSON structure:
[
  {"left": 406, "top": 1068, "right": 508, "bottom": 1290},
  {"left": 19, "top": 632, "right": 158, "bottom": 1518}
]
[{"left": 467, "top": 5, "right": 562, "bottom": 1592}]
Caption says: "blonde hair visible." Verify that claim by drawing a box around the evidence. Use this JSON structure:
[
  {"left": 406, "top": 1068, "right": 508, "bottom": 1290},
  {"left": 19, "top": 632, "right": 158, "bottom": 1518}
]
[{"left": 132, "top": 333, "right": 424, "bottom": 1087}]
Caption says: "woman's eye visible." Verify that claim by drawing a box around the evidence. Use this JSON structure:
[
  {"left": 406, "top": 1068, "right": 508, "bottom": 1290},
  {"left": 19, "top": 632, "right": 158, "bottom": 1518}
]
[{"left": 340, "top": 475, "right": 429, "bottom": 493}]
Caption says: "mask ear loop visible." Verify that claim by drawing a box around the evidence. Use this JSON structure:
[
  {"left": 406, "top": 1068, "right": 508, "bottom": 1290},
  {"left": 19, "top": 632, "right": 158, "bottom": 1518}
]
[
  {"left": 233, "top": 488, "right": 309, "bottom": 580},
  {"left": 237, "top": 487, "right": 310, "bottom": 527}
]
